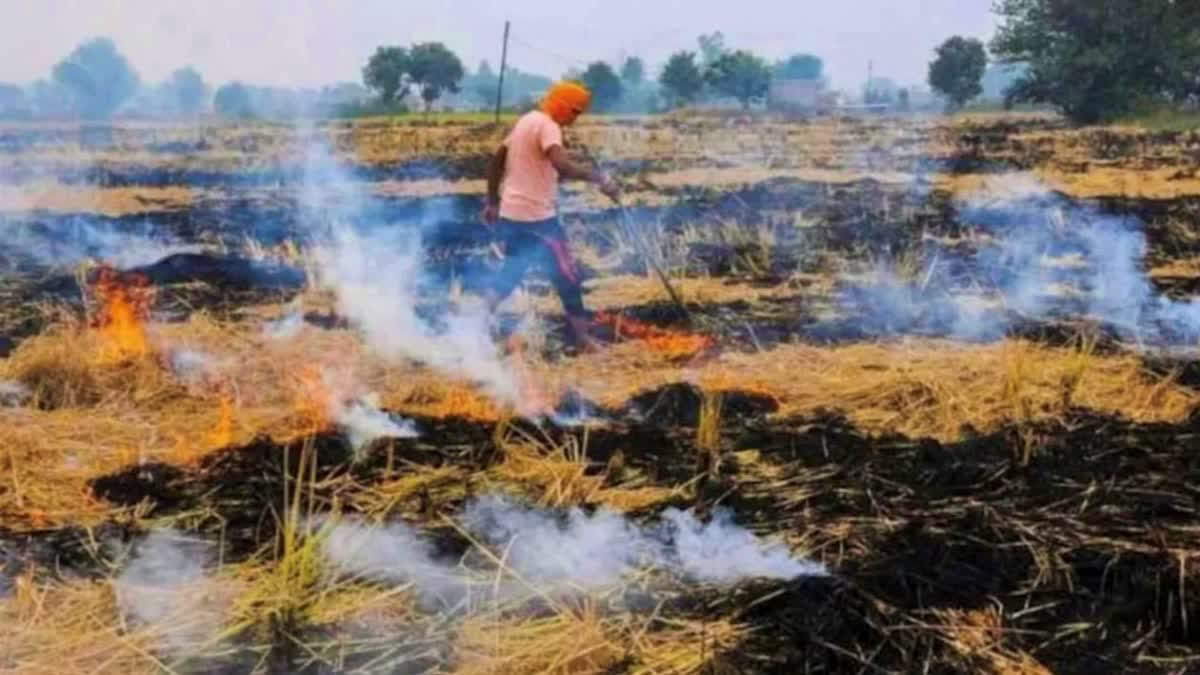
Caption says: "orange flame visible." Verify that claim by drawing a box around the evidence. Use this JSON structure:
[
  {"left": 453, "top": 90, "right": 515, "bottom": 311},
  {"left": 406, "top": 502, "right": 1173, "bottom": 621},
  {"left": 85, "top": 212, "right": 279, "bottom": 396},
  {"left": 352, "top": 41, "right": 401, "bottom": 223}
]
[
  {"left": 293, "top": 366, "right": 334, "bottom": 433},
  {"left": 420, "top": 384, "right": 503, "bottom": 420},
  {"left": 592, "top": 312, "right": 714, "bottom": 360},
  {"left": 89, "top": 265, "right": 154, "bottom": 362},
  {"left": 210, "top": 393, "right": 234, "bottom": 447}
]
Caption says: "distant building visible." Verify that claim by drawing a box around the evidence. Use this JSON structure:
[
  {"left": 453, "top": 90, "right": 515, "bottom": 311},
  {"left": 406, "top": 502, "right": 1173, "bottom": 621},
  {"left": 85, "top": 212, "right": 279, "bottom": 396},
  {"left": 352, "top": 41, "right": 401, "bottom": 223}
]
[{"left": 767, "top": 77, "right": 832, "bottom": 114}]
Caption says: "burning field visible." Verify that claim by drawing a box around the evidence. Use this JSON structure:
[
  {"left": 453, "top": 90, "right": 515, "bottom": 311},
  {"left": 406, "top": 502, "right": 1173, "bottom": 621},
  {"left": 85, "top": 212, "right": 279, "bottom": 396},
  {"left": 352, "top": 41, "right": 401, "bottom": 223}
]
[{"left": 2, "top": 112, "right": 1200, "bottom": 674}]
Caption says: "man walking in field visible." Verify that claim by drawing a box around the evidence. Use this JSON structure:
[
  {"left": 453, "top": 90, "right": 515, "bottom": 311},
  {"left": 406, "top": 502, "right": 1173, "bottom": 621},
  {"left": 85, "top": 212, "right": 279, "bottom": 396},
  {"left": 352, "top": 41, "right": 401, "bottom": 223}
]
[{"left": 482, "top": 81, "right": 620, "bottom": 351}]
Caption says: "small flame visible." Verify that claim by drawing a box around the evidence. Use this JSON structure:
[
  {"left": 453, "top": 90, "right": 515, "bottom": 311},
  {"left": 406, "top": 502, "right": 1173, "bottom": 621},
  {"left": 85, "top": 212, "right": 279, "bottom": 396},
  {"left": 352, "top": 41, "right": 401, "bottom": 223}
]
[
  {"left": 413, "top": 384, "right": 504, "bottom": 420},
  {"left": 592, "top": 312, "right": 714, "bottom": 360},
  {"left": 89, "top": 265, "right": 154, "bottom": 362},
  {"left": 210, "top": 393, "right": 234, "bottom": 447},
  {"left": 293, "top": 366, "right": 333, "bottom": 433}
]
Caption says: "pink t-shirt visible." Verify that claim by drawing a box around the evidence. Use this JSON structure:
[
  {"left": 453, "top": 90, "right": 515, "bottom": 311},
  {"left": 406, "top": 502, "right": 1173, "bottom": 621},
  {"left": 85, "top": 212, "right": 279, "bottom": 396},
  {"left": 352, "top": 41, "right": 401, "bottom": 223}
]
[{"left": 500, "top": 110, "right": 563, "bottom": 222}]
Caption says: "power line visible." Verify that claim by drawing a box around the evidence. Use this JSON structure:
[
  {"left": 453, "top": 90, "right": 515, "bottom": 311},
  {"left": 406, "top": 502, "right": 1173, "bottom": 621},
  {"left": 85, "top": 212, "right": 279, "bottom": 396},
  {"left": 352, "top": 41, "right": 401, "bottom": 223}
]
[{"left": 507, "top": 33, "right": 590, "bottom": 69}]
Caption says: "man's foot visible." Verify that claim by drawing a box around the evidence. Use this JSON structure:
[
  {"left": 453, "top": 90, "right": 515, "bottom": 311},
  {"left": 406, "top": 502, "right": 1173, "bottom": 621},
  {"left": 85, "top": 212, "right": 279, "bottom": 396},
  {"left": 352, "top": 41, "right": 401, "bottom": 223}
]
[{"left": 565, "top": 315, "right": 603, "bottom": 354}]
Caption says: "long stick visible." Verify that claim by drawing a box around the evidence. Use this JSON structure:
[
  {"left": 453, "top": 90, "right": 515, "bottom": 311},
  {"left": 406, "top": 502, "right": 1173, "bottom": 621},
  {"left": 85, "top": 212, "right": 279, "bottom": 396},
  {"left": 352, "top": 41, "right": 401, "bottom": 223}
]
[
  {"left": 494, "top": 20, "right": 510, "bottom": 123},
  {"left": 615, "top": 199, "right": 690, "bottom": 321},
  {"left": 577, "top": 143, "right": 691, "bottom": 321}
]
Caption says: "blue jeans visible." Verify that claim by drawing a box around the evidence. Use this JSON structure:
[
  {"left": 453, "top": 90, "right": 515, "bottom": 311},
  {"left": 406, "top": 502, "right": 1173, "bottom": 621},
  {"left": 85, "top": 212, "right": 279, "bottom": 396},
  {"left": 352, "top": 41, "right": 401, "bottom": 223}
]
[{"left": 490, "top": 217, "right": 586, "bottom": 318}]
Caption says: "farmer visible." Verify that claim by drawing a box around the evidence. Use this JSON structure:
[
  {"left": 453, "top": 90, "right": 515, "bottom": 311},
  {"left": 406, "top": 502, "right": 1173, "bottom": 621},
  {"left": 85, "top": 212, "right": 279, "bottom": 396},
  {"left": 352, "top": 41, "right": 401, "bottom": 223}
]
[{"left": 481, "top": 80, "right": 621, "bottom": 351}]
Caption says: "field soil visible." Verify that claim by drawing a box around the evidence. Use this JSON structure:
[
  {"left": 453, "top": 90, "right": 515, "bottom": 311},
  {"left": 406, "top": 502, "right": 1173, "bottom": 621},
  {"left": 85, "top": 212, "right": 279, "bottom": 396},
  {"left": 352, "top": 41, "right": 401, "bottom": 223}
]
[{"left": 2, "top": 112, "right": 1200, "bottom": 674}]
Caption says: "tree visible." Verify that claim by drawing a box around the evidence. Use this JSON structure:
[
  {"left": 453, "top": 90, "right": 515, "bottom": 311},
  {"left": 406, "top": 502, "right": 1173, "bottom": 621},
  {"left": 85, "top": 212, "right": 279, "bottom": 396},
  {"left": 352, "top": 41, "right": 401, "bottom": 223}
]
[
  {"left": 928, "top": 36, "right": 987, "bottom": 109},
  {"left": 705, "top": 50, "right": 771, "bottom": 109},
  {"left": 697, "top": 31, "right": 726, "bottom": 69},
  {"left": 362, "top": 46, "right": 410, "bottom": 104},
  {"left": 581, "top": 61, "right": 623, "bottom": 112},
  {"left": 470, "top": 60, "right": 498, "bottom": 107},
  {"left": 0, "top": 84, "right": 29, "bottom": 119},
  {"left": 620, "top": 57, "right": 645, "bottom": 86},
  {"left": 407, "top": 42, "right": 465, "bottom": 112},
  {"left": 465, "top": 63, "right": 551, "bottom": 111},
  {"left": 52, "top": 37, "right": 139, "bottom": 120},
  {"left": 29, "top": 79, "right": 75, "bottom": 117},
  {"left": 991, "top": 0, "right": 1200, "bottom": 123},
  {"left": 659, "top": 51, "right": 704, "bottom": 108},
  {"left": 165, "top": 67, "right": 208, "bottom": 115},
  {"left": 213, "top": 82, "right": 253, "bottom": 119},
  {"left": 775, "top": 53, "right": 824, "bottom": 80},
  {"left": 981, "top": 62, "right": 1027, "bottom": 101}
]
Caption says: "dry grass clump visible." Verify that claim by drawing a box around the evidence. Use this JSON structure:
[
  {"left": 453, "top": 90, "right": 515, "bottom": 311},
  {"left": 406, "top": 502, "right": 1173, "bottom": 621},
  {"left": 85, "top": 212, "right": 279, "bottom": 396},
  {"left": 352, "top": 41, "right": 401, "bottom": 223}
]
[
  {"left": 453, "top": 604, "right": 746, "bottom": 675},
  {"left": 629, "top": 618, "right": 746, "bottom": 675},
  {"left": 922, "top": 608, "right": 1053, "bottom": 675},
  {"left": 490, "top": 423, "right": 685, "bottom": 512},
  {"left": 345, "top": 465, "right": 470, "bottom": 520},
  {"left": 0, "top": 322, "right": 180, "bottom": 410},
  {"left": 558, "top": 337, "right": 1197, "bottom": 441},
  {"left": 0, "top": 312, "right": 360, "bottom": 528},
  {"left": 0, "top": 567, "right": 243, "bottom": 675},
  {"left": 0, "top": 574, "right": 160, "bottom": 675},
  {"left": 453, "top": 603, "right": 625, "bottom": 675},
  {"left": 392, "top": 379, "right": 506, "bottom": 421}
]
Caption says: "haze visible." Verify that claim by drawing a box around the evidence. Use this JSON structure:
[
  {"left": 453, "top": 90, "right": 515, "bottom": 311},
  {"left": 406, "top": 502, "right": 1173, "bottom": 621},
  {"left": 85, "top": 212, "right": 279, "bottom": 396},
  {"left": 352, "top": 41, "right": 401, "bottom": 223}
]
[{"left": 0, "top": 0, "right": 997, "bottom": 91}]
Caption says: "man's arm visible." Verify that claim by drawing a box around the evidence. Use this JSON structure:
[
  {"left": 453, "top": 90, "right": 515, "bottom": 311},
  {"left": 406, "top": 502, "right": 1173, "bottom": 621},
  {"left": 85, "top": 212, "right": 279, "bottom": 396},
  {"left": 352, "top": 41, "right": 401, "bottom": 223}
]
[
  {"left": 482, "top": 144, "right": 506, "bottom": 223},
  {"left": 485, "top": 144, "right": 507, "bottom": 206},
  {"left": 546, "top": 144, "right": 600, "bottom": 182},
  {"left": 547, "top": 145, "right": 620, "bottom": 200}
]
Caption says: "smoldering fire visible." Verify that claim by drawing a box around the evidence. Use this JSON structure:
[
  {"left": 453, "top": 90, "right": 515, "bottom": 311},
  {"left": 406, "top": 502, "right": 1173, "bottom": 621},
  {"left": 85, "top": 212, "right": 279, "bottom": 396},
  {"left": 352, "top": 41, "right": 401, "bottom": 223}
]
[{"left": 323, "top": 494, "right": 827, "bottom": 608}]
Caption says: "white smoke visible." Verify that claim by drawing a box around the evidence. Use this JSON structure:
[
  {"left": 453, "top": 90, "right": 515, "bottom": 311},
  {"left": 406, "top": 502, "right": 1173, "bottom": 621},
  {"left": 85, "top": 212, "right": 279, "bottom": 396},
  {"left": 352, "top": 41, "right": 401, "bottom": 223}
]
[
  {"left": 322, "top": 518, "right": 466, "bottom": 609},
  {"left": 298, "top": 140, "right": 526, "bottom": 412},
  {"left": 461, "top": 495, "right": 825, "bottom": 587},
  {"left": 0, "top": 379, "right": 30, "bottom": 407},
  {"left": 300, "top": 367, "right": 419, "bottom": 455},
  {"left": 114, "top": 530, "right": 229, "bottom": 659},
  {"left": 167, "top": 348, "right": 226, "bottom": 385},
  {"left": 660, "top": 507, "right": 827, "bottom": 584},
  {"left": 847, "top": 175, "right": 1200, "bottom": 346},
  {"left": 312, "top": 226, "right": 520, "bottom": 407},
  {"left": 323, "top": 495, "right": 825, "bottom": 609},
  {"left": 262, "top": 310, "right": 303, "bottom": 340},
  {"left": 0, "top": 218, "right": 200, "bottom": 271},
  {"left": 333, "top": 393, "right": 419, "bottom": 452}
]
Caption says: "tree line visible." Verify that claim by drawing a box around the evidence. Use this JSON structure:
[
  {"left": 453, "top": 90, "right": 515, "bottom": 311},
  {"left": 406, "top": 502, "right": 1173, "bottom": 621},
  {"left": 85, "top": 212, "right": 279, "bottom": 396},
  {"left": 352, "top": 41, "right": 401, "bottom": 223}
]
[
  {"left": 927, "top": 1, "right": 1200, "bottom": 123},
  {"left": 0, "top": 37, "right": 372, "bottom": 121},
  {"left": 0, "top": 33, "right": 828, "bottom": 121},
  {"left": 16, "top": 5, "right": 1189, "bottom": 126},
  {"left": 358, "top": 30, "right": 827, "bottom": 114}
]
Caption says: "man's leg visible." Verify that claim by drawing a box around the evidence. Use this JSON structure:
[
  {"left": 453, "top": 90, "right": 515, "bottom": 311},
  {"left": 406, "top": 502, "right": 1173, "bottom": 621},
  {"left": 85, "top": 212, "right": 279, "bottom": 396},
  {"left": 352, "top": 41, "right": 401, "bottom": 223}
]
[
  {"left": 534, "top": 220, "right": 601, "bottom": 352},
  {"left": 485, "top": 221, "right": 534, "bottom": 313}
]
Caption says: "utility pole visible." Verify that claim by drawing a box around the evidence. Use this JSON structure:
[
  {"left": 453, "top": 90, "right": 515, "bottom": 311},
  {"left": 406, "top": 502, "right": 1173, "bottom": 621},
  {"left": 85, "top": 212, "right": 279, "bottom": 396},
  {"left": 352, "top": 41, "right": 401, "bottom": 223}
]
[{"left": 494, "top": 20, "right": 510, "bottom": 124}]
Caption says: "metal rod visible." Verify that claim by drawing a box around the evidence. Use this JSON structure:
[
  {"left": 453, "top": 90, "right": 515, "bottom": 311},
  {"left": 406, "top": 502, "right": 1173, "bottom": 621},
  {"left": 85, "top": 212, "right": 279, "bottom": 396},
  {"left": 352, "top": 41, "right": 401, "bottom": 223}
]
[{"left": 494, "top": 20, "right": 510, "bottom": 123}]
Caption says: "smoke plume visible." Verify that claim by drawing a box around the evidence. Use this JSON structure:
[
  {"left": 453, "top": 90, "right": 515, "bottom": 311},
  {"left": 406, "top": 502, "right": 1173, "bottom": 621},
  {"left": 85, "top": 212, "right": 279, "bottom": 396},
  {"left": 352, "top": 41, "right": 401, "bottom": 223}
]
[
  {"left": 114, "top": 530, "right": 230, "bottom": 659},
  {"left": 332, "top": 393, "right": 419, "bottom": 452},
  {"left": 262, "top": 309, "right": 303, "bottom": 340},
  {"left": 323, "top": 494, "right": 825, "bottom": 610},
  {"left": 299, "top": 140, "right": 528, "bottom": 412},
  {"left": 0, "top": 217, "right": 200, "bottom": 271},
  {"left": 0, "top": 379, "right": 31, "bottom": 407},
  {"left": 847, "top": 175, "right": 1200, "bottom": 346}
]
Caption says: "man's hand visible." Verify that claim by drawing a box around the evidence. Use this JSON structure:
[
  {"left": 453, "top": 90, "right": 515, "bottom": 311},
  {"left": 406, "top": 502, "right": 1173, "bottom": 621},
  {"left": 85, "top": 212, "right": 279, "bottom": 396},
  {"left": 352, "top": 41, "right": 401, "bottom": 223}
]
[{"left": 598, "top": 174, "right": 622, "bottom": 204}]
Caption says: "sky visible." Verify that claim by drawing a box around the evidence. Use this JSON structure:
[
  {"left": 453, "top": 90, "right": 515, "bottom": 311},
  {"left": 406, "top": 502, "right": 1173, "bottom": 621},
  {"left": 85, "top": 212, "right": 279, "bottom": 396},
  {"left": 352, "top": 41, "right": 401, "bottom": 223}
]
[{"left": 0, "top": 1, "right": 999, "bottom": 92}]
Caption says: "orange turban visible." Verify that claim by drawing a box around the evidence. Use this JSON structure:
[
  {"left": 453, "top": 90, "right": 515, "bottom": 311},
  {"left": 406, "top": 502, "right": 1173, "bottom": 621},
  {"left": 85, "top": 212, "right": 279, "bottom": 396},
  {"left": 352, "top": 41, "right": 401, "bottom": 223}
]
[{"left": 540, "top": 81, "right": 591, "bottom": 125}]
